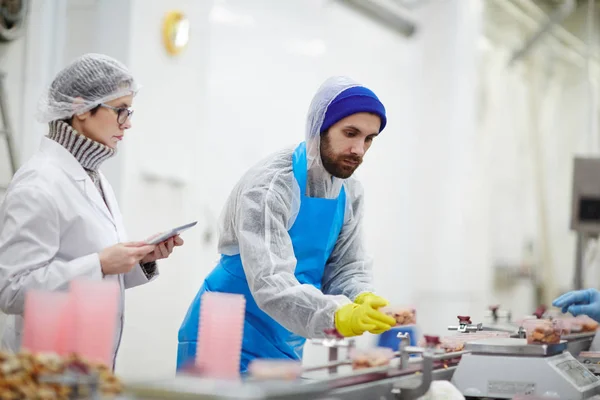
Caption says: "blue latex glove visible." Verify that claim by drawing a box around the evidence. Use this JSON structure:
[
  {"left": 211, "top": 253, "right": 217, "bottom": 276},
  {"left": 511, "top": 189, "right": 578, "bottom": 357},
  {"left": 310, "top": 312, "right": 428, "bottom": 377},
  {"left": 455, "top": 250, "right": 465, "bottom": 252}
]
[{"left": 552, "top": 289, "right": 600, "bottom": 322}]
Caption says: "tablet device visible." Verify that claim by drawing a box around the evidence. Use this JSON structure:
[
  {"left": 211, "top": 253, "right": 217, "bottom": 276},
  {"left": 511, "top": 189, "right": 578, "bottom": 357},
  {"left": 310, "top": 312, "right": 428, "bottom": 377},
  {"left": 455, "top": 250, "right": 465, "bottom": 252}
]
[{"left": 146, "top": 221, "right": 198, "bottom": 245}]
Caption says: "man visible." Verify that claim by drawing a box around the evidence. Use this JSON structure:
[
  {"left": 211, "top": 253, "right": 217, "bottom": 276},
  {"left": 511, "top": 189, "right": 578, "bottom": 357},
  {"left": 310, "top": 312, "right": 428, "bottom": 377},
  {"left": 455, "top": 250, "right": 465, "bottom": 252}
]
[{"left": 178, "top": 76, "right": 396, "bottom": 372}]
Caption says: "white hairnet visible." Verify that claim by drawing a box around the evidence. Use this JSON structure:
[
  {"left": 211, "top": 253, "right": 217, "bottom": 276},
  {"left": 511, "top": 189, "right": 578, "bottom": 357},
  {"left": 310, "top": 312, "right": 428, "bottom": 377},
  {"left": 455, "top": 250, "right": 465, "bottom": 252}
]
[
  {"left": 305, "top": 76, "right": 361, "bottom": 199},
  {"left": 215, "top": 77, "right": 376, "bottom": 341},
  {"left": 37, "top": 53, "right": 139, "bottom": 123}
]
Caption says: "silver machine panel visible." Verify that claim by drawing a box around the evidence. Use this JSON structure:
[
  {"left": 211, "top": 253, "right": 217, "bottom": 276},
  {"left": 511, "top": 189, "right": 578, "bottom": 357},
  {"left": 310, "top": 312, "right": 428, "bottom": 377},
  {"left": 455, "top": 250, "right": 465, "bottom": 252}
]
[
  {"left": 571, "top": 157, "right": 600, "bottom": 234},
  {"left": 453, "top": 338, "right": 600, "bottom": 399},
  {"left": 466, "top": 337, "right": 567, "bottom": 357},
  {"left": 570, "top": 157, "right": 600, "bottom": 289}
]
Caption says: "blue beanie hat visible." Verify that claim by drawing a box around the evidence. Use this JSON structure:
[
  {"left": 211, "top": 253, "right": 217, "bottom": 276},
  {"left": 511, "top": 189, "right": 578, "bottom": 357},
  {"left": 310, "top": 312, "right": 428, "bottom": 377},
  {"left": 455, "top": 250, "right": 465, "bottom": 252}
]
[{"left": 320, "top": 86, "right": 387, "bottom": 134}]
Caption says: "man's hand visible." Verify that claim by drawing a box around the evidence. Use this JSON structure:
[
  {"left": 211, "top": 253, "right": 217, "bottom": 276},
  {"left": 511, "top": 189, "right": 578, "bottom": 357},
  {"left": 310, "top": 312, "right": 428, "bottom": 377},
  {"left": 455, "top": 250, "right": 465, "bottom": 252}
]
[{"left": 335, "top": 297, "right": 396, "bottom": 337}]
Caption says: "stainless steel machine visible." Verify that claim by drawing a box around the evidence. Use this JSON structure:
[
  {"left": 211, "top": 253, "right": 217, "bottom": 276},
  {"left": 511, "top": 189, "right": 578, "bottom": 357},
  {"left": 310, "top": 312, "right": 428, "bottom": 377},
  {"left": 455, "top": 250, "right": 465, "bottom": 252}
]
[
  {"left": 441, "top": 312, "right": 600, "bottom": 398},
  {"left": 484, "top": 305, "right": 515, "bottom": 333},
  {"left": 452, "top": 338, "right": 600, "bottom": 399},
  {"left": 484, "top": 304, "right": 598, "bottom": 358},
  {"left": 570, "top": 157, "right": 600, "bottom": 289}
]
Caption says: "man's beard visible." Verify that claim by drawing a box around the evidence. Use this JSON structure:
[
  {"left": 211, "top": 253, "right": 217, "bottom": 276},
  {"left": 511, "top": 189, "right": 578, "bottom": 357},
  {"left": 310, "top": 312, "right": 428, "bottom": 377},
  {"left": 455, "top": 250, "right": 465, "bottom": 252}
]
[{"left": 319, "top": 135, "right": 362, "bottom": 179}]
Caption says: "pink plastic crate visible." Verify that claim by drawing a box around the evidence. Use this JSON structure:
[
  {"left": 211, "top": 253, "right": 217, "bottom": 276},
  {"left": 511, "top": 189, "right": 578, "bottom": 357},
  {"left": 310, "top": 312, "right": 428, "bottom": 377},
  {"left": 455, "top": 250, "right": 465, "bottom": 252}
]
[
  {"left": 196, "top": 292, "right": 245, "bottom": 379},
  {"left": 70, "top": 279, "right": 119, "bottom": 367},
  {"left": 22, "top": 290, "right": 70, "bottom": 354},
  {"left": 55, "top": 297, "right": 74, "bottom": 356}
]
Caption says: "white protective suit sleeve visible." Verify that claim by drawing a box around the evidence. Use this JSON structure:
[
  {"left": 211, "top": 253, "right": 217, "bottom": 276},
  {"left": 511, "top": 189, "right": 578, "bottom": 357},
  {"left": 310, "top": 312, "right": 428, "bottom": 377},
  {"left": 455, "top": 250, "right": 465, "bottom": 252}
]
[
  {"left": 236, "top": 176, "right": 351, "bottom": 339},
  {"left": 0, "top": 185, "right": 103, "bottom": 315},
  {"left": 321, "top": 179, "right": 375, "bottom": 301}
]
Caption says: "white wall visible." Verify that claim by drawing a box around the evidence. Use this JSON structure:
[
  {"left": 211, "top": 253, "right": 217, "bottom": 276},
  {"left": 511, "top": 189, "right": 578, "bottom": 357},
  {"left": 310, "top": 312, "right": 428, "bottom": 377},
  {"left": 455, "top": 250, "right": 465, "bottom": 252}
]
[
  {"left": 62, "top": 0, "right": 135, "bottom": 199},
  {"left": 114, "top": 0, "right": 214, "bottom": 380}
]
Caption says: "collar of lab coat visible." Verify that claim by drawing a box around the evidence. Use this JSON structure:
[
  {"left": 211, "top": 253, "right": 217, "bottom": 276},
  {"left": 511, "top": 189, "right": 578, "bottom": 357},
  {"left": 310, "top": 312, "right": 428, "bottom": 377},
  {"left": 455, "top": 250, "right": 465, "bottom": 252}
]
[{"left": 39, "top": 137, "right": 116, "bottom": 227}]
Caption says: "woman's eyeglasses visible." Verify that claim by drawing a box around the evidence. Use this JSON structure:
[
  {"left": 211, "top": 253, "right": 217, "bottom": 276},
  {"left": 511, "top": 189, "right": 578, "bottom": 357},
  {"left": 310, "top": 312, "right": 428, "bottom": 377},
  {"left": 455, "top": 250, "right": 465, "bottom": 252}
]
[{"left": 99, "top": 104, "right": 134, "bottom": 125}]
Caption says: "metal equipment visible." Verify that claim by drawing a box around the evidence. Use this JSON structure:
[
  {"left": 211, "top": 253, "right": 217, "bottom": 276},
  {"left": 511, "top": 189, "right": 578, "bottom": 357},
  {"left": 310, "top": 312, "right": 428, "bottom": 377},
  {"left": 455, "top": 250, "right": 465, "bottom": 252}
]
[
  {"left": 310, "top": 330, "right": 356, "bottom": 375},
  {"left": 447, "top": 315, "right": 483, "bottom": 333},
  {"left": 39, "top": 371, "right": 103, "bottom": 400},
  {"left": 124, "top": 377, "right": 330, "bottom": 400},
  {"left": 566, "top": 331, "right": 598, "bottom": 358},
  {"left": 448, "top": 314, "right": 523, "bottom": 337},
  {"left": 124, "top": 334, "right": 465, "bottom": 400},
  {"left": 580, "top": 351, "right": 600, "bottom": 375},
  {"left": 508, "top": 0, "right": 576, "bottom": 65},
  {"left": 452, "top": 337, "right": 600, "bottom": 399},
  {"left": 481, "top": 306, "right": 530, "bottom": 338},
  {"left": 487, "top": 305, "right": 513, "bottom": 325},
  {"left": 336, "top": 0, "right": 417, "bottom": 38},
  {"left": 0, "top": 0, "right": 29, "bottom": 42},
  {"left": 122, "top": 313, "right": 600, "bottom": 399},
  {"left": 481, "top": 304, "right": 597, "bottom": 356},
  {"left": 570, "top": 157, "right": 600, "bottom": 289}
]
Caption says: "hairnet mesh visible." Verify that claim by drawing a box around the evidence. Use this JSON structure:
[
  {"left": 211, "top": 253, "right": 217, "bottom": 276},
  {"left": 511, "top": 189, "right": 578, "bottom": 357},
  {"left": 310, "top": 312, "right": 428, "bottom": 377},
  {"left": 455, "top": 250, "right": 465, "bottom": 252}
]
[{"left": 36, "top": 53, "right": 139, "bottom": 123}]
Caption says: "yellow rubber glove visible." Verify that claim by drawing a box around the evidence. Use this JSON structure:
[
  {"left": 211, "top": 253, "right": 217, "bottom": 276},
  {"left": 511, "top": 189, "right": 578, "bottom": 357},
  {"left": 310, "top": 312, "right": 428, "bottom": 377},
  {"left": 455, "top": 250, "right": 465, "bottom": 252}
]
[
  {"left": 354, "top": 292, "right": 389, "bottom": 307},
  {"left": 354, "top": 293, "right": 394, "bottom": 334},
  {"left": 334, "top": 298, "right": 396, "bottom": 337}
]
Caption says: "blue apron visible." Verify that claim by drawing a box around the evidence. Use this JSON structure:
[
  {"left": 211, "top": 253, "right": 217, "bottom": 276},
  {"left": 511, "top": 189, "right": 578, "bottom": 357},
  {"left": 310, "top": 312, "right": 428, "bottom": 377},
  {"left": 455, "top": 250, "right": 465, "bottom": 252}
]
[{"left": 177, "top": 142, "right": 346, "bottom": 372}]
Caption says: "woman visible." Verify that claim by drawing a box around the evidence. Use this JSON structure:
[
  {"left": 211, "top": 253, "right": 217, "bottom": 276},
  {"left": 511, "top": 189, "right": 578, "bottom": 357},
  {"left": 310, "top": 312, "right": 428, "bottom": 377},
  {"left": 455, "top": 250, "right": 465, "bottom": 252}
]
[{"left": 0, "top": 53, "right": 183, "bottom": 367}]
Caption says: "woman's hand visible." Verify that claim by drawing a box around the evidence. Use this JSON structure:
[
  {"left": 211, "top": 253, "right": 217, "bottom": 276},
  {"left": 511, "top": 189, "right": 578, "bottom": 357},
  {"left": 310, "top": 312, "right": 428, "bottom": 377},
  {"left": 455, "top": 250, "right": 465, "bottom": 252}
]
[
  {"left": 141, "top": 235, "right": 184, "bottom": 264},
  {"left": 99, "top": 242, "right": 156, "bottom": 275}
]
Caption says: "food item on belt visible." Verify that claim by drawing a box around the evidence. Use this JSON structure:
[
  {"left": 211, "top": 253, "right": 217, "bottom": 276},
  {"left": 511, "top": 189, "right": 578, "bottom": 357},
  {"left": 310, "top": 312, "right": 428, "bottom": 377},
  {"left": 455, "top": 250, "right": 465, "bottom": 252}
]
[
  {"left": 553, "top": 317, "right": 580, "bottom": 334},
  {"left": 0, "top": 351, "right": 122, "bottom": 399},
  {"left": 417, "top": 337, "right": 462, "bottom": 353},
  {"left": 352, "top": 354, "right": 390, "bottom": 370},
  {"left": 555, "top": 315, "right": 598, "bottom": 334},
  {"left": 576, "top": 315, "right": 599, "bottom": 332},
  {"left": 248, "top": 360, "right": 302, "bottom": 380},
  {"left": 440, "top": 340, "right": 465, "bottom": 353},
  {"left": 381, "top": 307, "right": 416, "bottom": 326},
  {"left": 529, "top": 326, "right": 560, "bottom": 344},
  {"left": 418, "top": 332, "right": 510, "bottom": 353},
  {"left": 350, "top": 347, "right": 394, "bottom": 371},
  {"left": 525, "top": 320, "right": 563, "bottom": 345}
]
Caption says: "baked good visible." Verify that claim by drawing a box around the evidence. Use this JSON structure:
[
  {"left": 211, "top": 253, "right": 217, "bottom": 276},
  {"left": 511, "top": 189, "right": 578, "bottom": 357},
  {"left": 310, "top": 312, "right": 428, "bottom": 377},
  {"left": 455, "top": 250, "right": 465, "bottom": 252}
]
[{"left": 0, "top": 351, "right": 122, "bottom": 399}]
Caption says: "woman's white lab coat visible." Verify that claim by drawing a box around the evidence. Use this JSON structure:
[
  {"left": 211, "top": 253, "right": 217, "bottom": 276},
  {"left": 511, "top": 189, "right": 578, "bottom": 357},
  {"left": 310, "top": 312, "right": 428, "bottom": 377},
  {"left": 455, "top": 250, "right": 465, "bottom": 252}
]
[{"left": 0, "top": 137, "right": 155, "bottom": 365}]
